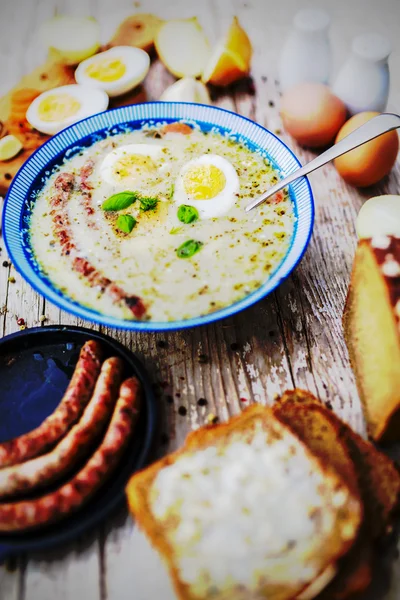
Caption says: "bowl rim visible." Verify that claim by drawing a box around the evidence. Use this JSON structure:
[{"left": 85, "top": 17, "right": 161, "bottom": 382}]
[{"left": 3, "top": 101, "right": 314, "bottom": 332}]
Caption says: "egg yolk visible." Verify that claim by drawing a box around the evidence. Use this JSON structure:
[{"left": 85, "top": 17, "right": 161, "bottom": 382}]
[
  {"left": 183, "top": 164, "right": 226, "bottom": 200},
  {"left": 37, "top": 94, "right": 81, "bottom": 123},
  {"left": 86, "top": 57, "right": 126, "bottom": 82},
  {"left": 113, "top": 154, "right": 156, "bottom": 181}
]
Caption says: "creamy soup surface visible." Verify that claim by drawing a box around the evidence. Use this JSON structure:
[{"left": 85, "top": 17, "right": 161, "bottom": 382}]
[{"left": 30, "top": 123, "right": 295, "bottom": 322}]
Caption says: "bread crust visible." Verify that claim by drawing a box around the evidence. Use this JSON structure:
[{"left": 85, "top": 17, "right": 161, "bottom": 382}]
[
  {"left": 343, "top": 236, "right": 400, "bottom": 441},
  {"left": 275, "top": 389, "right": 400, "bottom": 599}
]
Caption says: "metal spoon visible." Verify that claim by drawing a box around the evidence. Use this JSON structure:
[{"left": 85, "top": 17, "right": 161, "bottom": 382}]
[{"left": 245, "top": 112, "right": 400, "bottom": 212}]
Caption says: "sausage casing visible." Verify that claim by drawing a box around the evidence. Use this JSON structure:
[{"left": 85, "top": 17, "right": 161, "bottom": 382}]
[
  {"left": 0, "top": 356, "right": 124, "bottom": 499},
  {"left": 0, "top": 340, "right": 103, "bottom": 468},
  {"left": 0, "top": 377, "right": 142, "bottom": 532}
]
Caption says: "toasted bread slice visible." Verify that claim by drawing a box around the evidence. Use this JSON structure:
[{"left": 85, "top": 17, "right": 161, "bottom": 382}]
[
  {"left": 277, "top": 389, "right": 400, "bottom": 537},
  {"left": 343, "top": 237, "right": 400, "bottom": 442},
  {"left": 275, "top": 389, "right": 400, "bottom": 599},
  {"left": 127, "top": 404, "right": 362, "bottom": 600},
  {"left": 273, "top": 399, "right": 359, "bottom": 499},
  {"left": 273, "top": 394, "right": 372, "bottom": 599}
]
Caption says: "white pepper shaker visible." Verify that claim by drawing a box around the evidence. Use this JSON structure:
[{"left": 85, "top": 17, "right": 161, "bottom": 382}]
[
  {"left": 278, "top": 8, "right": 332, "bottom": 92},
  {"left": 333, "top": 33, "right": 391, "bottom": 115}
]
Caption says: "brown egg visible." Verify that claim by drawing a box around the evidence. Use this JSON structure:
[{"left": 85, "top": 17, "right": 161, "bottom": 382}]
[
  {"left": 280, "top": 83, "right": 347, "bottom": 148},
  {"left": 334, "top": 112, "right": 399, "bottom": 187}
]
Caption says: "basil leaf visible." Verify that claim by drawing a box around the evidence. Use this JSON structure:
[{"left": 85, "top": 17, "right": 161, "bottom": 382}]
[
  {"left": 139, "top": 196, "right": 159, "bottom": 211},
  {"left": 169, "top": 226, "right": 183, "bottom": 235},
  {"left": 167, "top": 183, "right": 175, "bottom": 199},
  {"left": 177, "top": 204, "right": 199, "bottom": 224},
  {"left": 102, "top": 192, "right": 139, "bottom": 211},
  {"left": 176, "top": 239, "right": 203, "bottom": 259},
  {"left": 116, "top": 214, "right": 137, "bottom": 234}
]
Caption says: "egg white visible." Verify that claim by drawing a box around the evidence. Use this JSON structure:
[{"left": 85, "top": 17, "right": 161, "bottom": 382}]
[
  {"left": 174, "top": 154, "right": 240, "bottom": 219},
  {"left": 26, "top": 84, "right": 109, "bottom": 135},
  {"left": 99, "top": 143, "right": 166, "bottom": 187},
  {"left": 75, "top": 46, "right": 150, "bottom": 97}
]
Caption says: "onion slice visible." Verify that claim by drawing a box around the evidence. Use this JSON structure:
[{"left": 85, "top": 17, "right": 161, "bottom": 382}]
[
  {"left": 160, "top": 78, "right": 211, "bottom": 104},
  {"left": 155, "top": 18, "right": 210, "bottom": 78},
  {"left": 40, "top": 16, "right": 101, "bottom": 66}
]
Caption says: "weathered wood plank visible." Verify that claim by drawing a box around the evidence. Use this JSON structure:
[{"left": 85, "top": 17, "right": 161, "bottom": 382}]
[
  {"left": 0, "top": 557, "right": 22, "bottom": 600},
  {"left": 23, "top": 537, "right": 101, "bottom": 600},
  {"left": 0, "top": 0, "right": 399, "bottom": 598}
]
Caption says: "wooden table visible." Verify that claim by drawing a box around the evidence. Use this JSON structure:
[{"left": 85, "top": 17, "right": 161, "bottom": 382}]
[{"left": 0, "top": 0, "right": 400, "bottom": 598}]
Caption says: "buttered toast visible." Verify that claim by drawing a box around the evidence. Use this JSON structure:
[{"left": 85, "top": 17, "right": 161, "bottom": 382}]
[{"left": 126, "top": 404, "right": 362, "bottom": 600}]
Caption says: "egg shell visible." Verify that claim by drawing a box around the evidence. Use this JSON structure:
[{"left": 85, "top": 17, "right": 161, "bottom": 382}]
[
  {"left": 356, "top": 195, "right": 400, "bottom": 238},
  {"left": 334, "top": 112, "right": 399, "bottom": 187},
  {"left": 280, "top": 83, "right": 347, "bottom": 148}
]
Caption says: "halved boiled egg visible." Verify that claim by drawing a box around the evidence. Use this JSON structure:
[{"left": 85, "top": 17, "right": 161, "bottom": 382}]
[
  {"left": 75, "top": 46, "right": 150, "bottom": 97},
  {"left": 26, "top": 84, "right": 109, "bottom": 135},
  {"left": 100, "top": 144, "right": 165, "bottom": 187},
  {"left": 174, "top": 154, "right": 239, "bottom": 219}
]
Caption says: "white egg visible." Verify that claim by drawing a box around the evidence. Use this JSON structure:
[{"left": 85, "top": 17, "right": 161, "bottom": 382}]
[
  {"left": 174, "top": 154, "right": 239, "bottom": 219},
  {"left": 75, "top": 46, "right": 150, "bottom": 97},
  {"left": 100, "top": 144, "right": 165, "bottom": 187},
  {"left": 26, "top": 84, "right": 109, "bottom": 135}
]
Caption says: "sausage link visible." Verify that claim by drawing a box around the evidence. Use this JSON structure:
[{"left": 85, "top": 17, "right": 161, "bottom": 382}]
[
  {"left": 0, "top": 377, "right": 142, "bottom": 532},
  {"left": 0, "top": 340, "right": 103, "bottom": 468},
  {"left": 50, "top": 171, "right": 147, "bottom": 319},
  {"left": 0, "top": 357, "right": 124, "bottom": 499}
]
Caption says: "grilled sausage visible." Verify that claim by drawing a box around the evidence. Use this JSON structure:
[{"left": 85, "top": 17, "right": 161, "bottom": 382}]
[
  {"left": 0, "top": 357, "right": 124, "bottom": 499},
  {"left": 0, "top": 340, "right": 103, "bottom": 468},
  {"left": 78, "top": 161, "right": 98, "bottom": 229},
  {"left": 50, "top": 172, "right": 147, "bottom": 319},
  {"left": 0, "top": 377, "right": 141, "bottom": 532}
]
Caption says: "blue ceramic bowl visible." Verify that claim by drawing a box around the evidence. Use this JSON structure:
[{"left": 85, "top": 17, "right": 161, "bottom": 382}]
[{"left": 3, "top": 102, "right": 314, "bottom": 331}]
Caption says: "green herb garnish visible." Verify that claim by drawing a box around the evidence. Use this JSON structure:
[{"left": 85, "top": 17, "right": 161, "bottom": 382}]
[
  {"left": 167, "top": 184, "right": 175, "bottom": 199},
  {"left": 170, "top": 226, "right": 183, "bottom": 235},
  {"left": 116, "top": 214, "right": 137, "bottom": 234},
  {"left": 139, "top": 196, "right": 159, "bottom": 212},
  {"left": 176, "top": 239, "right": 203, "bottom": 259},
  {"left": 102, "top": 191, "right": 139, "bottom": 212},
  {"left": 177, "top": 204, "right": 199, "bottom": 224}
]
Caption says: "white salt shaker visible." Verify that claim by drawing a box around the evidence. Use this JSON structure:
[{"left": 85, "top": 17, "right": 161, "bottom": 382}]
[
  {"left": 278, "top": 8, "right": 332, "bottom": 92},
  {"left": 333, "top": 33, "right": 391, "bottom": 115}
]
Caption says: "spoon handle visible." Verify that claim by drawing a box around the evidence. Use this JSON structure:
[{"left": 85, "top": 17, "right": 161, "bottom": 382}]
[{"left": 245, "top": 112, "right": 400, "bottom": 212}]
